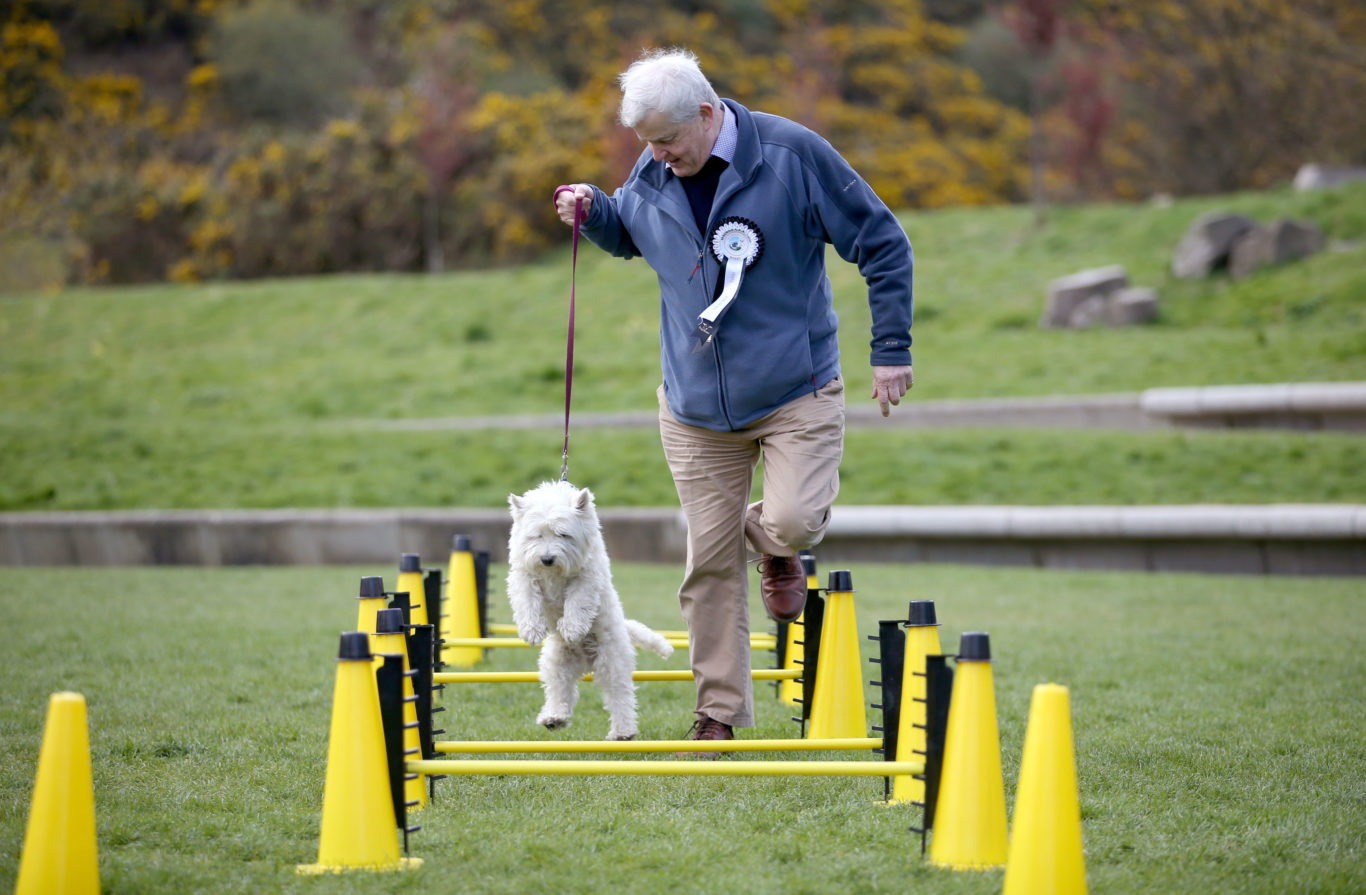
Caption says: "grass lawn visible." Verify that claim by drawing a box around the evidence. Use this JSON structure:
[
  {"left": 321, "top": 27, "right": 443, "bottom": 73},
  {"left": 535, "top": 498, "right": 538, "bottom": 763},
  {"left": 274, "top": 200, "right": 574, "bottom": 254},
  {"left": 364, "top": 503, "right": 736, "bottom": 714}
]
[
  {"left": 2, "top": 562, "right": 1363, "bottom": 894},
  {"left": 1, "top": 184, "right": 1364, "bottom": 511},
  {"left": 2, "top": 419, "right": 1363, "bottom": 510}
]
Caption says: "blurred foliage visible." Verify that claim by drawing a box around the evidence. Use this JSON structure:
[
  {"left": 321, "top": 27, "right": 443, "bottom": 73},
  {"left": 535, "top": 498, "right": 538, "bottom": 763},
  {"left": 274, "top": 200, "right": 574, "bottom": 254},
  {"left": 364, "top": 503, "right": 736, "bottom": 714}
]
[
  {"left": 206, "top": 0, "right": 357, "bottom": 126},
  {"left": 1072, "top": 0, "right": 1366, "bottom": 197},
  {"left": 0, "top": 0, "right": 1363, "bottom": 288}
]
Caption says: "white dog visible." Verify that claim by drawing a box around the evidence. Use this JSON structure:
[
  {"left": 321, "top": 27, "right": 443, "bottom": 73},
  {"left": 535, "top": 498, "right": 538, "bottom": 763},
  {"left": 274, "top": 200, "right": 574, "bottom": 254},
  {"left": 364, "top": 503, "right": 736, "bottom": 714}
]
[{"left": 506, "top": 480, "right": 673, "bottom": 740}]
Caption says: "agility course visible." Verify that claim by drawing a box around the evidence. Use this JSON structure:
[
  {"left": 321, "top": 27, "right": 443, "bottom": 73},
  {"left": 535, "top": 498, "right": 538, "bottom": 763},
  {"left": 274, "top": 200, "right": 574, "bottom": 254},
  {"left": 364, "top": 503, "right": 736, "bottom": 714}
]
[
  {"left": 310, "top": 539, "right": 1084, "bottom": 884},
  {"left": 5, "top": 561, "right": 1366, "bottom": 893},
  {"left": 11, "top": 535, "right": 1087, "bottom": 890}
]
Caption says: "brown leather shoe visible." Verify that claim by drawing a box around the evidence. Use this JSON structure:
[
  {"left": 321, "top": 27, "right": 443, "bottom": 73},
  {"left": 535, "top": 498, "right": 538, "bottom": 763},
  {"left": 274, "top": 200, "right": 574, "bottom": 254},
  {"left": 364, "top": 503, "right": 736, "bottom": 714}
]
[
  {"left": 675, "top": 715, "right": 734, "bottom": 760},
  {"left": 758, "top": 554, "right": 807, "bottom": 622}
]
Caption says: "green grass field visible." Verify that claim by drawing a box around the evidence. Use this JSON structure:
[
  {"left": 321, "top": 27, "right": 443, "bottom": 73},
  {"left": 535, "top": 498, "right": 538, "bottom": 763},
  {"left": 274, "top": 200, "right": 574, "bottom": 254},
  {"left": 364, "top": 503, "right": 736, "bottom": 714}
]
[
  {"left": 2, "top": 185, "right": 1364, "bottom": 511},
  {"left": 2, "top": 562, "right": 1364, "bottom": 894}
]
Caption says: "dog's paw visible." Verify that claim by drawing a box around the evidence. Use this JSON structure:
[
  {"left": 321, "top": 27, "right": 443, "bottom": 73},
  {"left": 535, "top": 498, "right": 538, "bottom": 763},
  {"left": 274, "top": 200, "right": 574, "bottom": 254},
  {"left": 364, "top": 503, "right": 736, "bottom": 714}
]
[
  {"left": 557, "top": 617, "right": 591, "bottom": 643},
  {"left": 608, "top": 732, "right": 637, "bottom": 742},
  {"left": 538, "top": 713, "right": 570, "bottom": 730},
  {"left": 519, "top": 623, "right": 548, "bottom": 646}
]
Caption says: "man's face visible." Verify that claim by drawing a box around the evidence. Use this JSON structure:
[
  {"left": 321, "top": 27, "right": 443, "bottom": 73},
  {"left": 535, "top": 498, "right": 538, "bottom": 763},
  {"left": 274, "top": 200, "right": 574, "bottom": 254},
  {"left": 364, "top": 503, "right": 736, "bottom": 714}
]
[{"left": 633, "top": 104, "right": 718, "bottom": 178}]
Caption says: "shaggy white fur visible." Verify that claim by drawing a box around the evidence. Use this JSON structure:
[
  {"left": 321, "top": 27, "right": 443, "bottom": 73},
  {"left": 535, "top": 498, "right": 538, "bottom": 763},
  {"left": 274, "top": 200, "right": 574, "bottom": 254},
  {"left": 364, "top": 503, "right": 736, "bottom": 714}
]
[{"left": 506, "top": 480, "right": 674, "bottom": 740}]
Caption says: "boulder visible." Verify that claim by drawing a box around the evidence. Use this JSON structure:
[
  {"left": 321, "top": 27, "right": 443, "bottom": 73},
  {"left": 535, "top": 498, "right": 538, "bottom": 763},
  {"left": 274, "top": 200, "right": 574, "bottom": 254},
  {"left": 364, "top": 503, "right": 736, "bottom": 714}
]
[
  {"left": 1041, "top": 266, "right": 1158, "bottom": 329},
  {"left": 1041, "top": 265, "right": 1128, "bottom": 328},
  {"left": 1068, "top": 295, "right": 1109, "bottom": 329},
  {"left": 1228, "top": 218, "right": 1327, "bottom": 279},
  {"left": 1293, "top": 164, "right": 1366, "bottom": 191},
  {"left": 1171, "top": 212, "right": 1258, "bottom": 278},
  {"left": 1106, "top": 287, "right": 1160, "bottom": 326}
]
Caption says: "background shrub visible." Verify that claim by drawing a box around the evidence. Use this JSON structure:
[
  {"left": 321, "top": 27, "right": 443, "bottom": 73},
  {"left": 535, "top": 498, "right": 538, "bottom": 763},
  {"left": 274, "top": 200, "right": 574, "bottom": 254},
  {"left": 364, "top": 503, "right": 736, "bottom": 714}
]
[{"left": 207, "top": 0, "right": 357, "bottom": 126}]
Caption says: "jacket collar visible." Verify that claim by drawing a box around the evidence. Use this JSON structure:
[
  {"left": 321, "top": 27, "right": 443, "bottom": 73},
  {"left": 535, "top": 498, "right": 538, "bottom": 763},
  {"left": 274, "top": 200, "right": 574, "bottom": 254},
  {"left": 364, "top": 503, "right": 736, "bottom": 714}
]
[{"left": 721, "top": 100, "right": 761, "bottom": 183}]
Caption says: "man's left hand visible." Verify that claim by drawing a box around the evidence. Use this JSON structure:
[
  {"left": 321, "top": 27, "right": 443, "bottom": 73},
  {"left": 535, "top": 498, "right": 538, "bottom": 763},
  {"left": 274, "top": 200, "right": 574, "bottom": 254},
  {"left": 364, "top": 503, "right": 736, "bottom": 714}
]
[{"left": 871, "top": 365, "right": 914, "bottom": 417}]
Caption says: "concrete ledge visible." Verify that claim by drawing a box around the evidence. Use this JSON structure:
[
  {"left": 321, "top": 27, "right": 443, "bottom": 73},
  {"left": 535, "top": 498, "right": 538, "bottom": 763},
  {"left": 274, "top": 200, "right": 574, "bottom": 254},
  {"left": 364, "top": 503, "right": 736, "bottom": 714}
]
[
  {"left": 845, "top": 393, "right": 1153, "bottom": 429},
  {"left": 827, "top": 504, "right": 1366, "bottom": 539},
  {"left": 2, "top": 505, "right": 1362, "bottom": 576},
  {"left": 819, "top": 505, "right": 1366, "bottom": 575},
  {"left": 359, "top": 382, "right": 1366, "bottom": 433},
  {"left": 1140, "top": 382, "right": 1366, "bottom": 431}
]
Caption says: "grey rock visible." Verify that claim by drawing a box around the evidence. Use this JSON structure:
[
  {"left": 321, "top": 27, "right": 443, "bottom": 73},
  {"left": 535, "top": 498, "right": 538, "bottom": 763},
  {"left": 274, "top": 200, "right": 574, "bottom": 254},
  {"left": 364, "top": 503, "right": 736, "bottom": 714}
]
[
  {"left": 1107, "top": 287, "right": 1160, "bottom": 325},
  {"left": 1042, "top": 264, "right": 1128, "bottom": 328},
  {"left": 1293, "top": 163, "right": 1366, "bottom": 191},
  {"left": 1041, "top": 267, "right": 1158, "bottom": 329},
  {"left": 1171, "top": 212, "right": 1258, "bottom": 278},
  {"left": 1228, "top": 218, "right": 1327, "bottom": 279},
  {"left": 1069, "top": 295, "right": 1109, "bottom": 329}
]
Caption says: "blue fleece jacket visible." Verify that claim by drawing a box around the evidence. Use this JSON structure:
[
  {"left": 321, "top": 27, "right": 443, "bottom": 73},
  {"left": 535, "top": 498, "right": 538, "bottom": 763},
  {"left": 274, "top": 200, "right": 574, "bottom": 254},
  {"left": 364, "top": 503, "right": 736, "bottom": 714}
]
[{"left": 580, "top": 99, "right": 914, "bottom": 432}]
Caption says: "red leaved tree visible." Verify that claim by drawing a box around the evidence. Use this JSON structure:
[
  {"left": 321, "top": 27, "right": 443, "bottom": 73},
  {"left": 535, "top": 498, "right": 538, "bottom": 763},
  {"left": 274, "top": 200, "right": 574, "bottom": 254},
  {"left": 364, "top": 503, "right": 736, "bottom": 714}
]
[
  {"left": 410, "top": 26, "right": 479, "bottom": 273},
  {"left": 1003, "top": 0, "right": 1066, "bottom": 222}
]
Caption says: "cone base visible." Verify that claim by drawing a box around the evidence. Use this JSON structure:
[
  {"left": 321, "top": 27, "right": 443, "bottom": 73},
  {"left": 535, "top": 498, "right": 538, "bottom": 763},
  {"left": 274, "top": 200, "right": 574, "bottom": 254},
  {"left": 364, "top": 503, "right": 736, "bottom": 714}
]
[
  {"left": 928, "top": 858, "right": 1005, "bottom": 872},
  {"left": 296, "top": 857, "right": 423, "bottom": 875}
]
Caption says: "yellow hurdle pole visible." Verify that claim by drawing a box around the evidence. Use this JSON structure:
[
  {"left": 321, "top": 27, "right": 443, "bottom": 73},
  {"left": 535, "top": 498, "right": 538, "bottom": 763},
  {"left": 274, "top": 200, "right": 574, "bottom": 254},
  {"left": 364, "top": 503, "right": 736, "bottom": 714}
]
[
  {"left": 433, "top": 668, "right": 800, "bottom": 684},
  {"left": 435, "top": 738, "right": 883, "bottom": 754},
  {"left": 408, "top": 759, "right": 925, "bottom": 777},
  {"left": 441, "top": 636, "right": 776, "bottom": 651},
  {"left": 485, "top": 622, "right": 776, "bottom": 649}
]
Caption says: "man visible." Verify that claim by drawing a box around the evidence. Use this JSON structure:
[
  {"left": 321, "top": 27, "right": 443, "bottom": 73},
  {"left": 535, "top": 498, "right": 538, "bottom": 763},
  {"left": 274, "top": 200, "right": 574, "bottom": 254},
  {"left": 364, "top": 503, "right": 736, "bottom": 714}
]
[{"left": 553, "top": 48, "right": 914, "bottom": 750}]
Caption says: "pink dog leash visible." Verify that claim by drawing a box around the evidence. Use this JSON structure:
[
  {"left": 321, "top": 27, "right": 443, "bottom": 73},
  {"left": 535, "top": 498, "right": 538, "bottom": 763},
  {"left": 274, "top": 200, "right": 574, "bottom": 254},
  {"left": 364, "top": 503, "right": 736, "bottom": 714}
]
[{"left": 554, "top": 186, "right": 584, "bottom": 482}]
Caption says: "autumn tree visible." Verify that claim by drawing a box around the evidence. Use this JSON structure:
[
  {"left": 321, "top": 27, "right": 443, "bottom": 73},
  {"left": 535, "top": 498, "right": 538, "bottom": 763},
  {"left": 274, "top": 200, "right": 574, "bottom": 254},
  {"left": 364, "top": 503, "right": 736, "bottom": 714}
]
[
  {"left": 406, "top": 25, "right": 480, "bottom": 273},
  {"left": 1002, "top": 0, "right": 1067, "bottom": 222},
  {"left": 1076, "top": 0, "right": 1366, "bottom": 194}
]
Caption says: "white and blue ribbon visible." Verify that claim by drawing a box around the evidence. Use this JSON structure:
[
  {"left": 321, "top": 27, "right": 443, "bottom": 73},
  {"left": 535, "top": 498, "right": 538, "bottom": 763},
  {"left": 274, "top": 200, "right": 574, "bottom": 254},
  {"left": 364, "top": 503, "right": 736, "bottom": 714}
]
[{"left": 693, "top": 217, "right": 764, "bottom": 349}]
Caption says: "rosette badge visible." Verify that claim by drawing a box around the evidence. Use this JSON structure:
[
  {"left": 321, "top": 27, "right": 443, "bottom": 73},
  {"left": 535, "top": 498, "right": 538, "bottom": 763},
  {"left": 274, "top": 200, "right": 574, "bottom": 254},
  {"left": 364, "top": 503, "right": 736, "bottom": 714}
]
[{"left": 694, "top": 216, "right": 765, "bottom": 350}]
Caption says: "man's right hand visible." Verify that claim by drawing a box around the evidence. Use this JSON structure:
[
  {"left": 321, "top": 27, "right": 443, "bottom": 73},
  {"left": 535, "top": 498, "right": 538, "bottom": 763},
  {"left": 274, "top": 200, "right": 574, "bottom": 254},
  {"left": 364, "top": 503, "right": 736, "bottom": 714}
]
[{"left": 554, "top": 184, "right": 594, "bottom": 226}]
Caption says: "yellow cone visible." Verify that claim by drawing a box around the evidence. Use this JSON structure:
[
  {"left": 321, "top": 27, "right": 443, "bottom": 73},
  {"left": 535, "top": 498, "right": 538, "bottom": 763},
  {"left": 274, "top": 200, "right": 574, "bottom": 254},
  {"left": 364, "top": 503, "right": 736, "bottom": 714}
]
[
  {"left": 396, "top": 554, "right": 429, "bottom": 627},
  {"left": 356, "top": 575, "right": 388, "bottom": 637},
  {"left": 15, "top": 692, "right": 99, "bottom": 895},
  {"left": 777, "top": 554, "right": 817, "bottom": 706},
  {"left": 442, "top": 536, "right": 483, "bottom": 668},
  {"left": 929, "top": 632, "right": 1008, "bottom": 871},
  {"left": 371, "top": 609, "right": 427, "bottom": 810},
  {"left": 298, "top": 633, "right": 421, "bottom": 874},
  {"left": 807, "top": 570, "right": 867, "bottom": 740},
  {"left": 890, "top": 601, "right": 942, "bottom": 805},
  {"left": 1004, "top": 683, "right": 1087, "bottom": 895}
]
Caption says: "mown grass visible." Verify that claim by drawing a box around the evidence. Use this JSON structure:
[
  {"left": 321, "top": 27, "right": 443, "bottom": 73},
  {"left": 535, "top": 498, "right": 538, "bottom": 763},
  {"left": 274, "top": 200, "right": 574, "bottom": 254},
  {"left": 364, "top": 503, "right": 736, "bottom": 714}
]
[
  {"left": 1, "top": 562, "right": 1363, "bottom": 894},
  {"left": 1, "top": 419, "right": 1362, "bottom": 510},
  {"left": 1, "top": 185, "right": 1364, "bottom": 511}
]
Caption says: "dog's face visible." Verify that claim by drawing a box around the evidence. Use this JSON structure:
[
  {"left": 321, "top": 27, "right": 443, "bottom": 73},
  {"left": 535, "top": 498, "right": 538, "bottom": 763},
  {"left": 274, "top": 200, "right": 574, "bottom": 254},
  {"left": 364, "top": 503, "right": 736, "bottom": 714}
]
[{"left": 508, "top": 481, "right": 598, "bottom": 577}]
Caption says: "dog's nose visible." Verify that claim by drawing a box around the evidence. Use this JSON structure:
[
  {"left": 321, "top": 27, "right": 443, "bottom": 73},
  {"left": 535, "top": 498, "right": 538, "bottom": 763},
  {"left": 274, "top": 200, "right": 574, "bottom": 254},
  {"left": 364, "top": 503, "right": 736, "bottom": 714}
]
[{"left": 540, "top": 555, "right": 556, "bottom": 566}]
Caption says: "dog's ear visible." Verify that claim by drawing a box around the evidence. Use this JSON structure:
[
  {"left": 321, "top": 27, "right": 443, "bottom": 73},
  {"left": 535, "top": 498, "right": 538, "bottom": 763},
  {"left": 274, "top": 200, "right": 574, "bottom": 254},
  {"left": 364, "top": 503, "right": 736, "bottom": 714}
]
[
  {"left": 508, "top": 493, "right": 525, "bottom": 518},
  {"left": 574, "top": 488, "right": 594, "bottom": 512}
]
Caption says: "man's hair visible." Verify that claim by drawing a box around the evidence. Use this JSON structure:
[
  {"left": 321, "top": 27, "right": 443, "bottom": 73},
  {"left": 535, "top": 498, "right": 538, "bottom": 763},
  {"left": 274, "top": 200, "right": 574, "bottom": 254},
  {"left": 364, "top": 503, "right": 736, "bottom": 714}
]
[{"left": 617, "top": 48, "right": 720, "bottom": 128}]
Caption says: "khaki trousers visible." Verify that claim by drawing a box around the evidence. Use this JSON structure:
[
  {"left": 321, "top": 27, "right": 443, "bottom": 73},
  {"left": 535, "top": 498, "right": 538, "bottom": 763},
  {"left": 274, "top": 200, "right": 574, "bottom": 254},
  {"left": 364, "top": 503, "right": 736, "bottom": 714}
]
[{"left": 657, "top": 377, "right": 845, "bottom": 727}]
